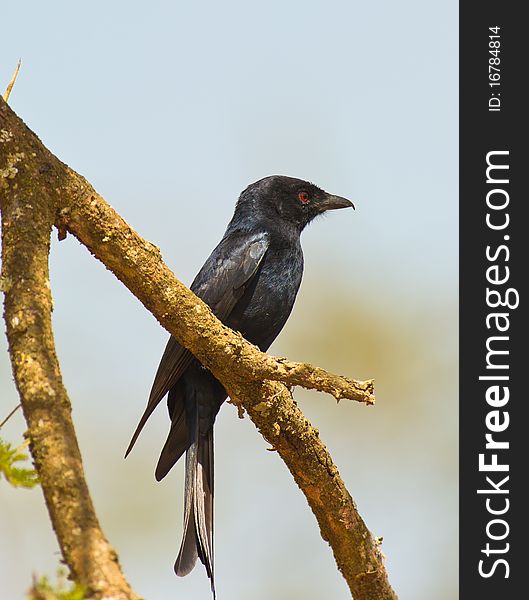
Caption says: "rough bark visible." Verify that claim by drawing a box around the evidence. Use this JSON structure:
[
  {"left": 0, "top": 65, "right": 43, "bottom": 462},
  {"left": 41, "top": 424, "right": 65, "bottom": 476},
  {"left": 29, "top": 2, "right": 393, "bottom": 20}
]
[
  {"left": 0, "top": 102, "right": 138, "bottom": 599},
  {"left": 1, "top": 96, "right": 397, "bottom": 600}
]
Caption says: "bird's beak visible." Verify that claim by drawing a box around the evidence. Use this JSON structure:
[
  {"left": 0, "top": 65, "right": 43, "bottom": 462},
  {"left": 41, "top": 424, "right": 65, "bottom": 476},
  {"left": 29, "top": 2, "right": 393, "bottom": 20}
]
[{"left": 319, "top": 193, "right": 355, "bottom": 212}]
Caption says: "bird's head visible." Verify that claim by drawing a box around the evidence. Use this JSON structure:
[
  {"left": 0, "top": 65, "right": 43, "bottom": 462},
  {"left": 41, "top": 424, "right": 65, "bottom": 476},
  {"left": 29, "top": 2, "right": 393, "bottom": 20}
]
[{"left": 234, "top": 175, "right": 354, "bottom": 232}]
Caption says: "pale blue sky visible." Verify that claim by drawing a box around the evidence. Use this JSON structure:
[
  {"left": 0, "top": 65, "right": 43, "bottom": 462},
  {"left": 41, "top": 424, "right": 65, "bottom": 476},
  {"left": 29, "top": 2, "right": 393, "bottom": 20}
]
[{"left": 1, "top": 2, "right": 458, "bottom": 599}]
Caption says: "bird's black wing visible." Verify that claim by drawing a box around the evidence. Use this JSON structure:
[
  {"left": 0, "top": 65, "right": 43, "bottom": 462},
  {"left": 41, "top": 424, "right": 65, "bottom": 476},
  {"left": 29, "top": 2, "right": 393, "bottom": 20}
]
[{"left": 125, "top": 230, "right": 269, "bottom": 457}]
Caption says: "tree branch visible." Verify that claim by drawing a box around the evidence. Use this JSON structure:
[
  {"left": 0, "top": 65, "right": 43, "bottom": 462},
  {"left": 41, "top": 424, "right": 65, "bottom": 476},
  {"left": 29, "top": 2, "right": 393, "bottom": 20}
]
[
  {"left": 1, "top": 97, "right": 397, "bottom": 599},
  {"left": 238, "top": 354, "right": 375, "bottom": 403},
  {"left": 1, "top": 100, "right": 138, "bottom": 599}
]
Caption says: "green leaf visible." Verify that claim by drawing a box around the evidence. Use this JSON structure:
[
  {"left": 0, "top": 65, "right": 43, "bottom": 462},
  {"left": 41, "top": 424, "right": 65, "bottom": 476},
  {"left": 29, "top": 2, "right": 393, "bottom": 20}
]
[
  {"left": 28, "top": 570, "right": 87, "bottom": 600},
  {"left": 0, "top": 437, "right": 39, "bottom": 488}
]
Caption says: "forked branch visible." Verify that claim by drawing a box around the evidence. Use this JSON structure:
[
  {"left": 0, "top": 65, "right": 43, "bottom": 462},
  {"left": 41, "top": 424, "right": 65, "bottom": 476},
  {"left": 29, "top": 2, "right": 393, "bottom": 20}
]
[{"left": 0, "top": 96, "right": 397, "bottom": 600}]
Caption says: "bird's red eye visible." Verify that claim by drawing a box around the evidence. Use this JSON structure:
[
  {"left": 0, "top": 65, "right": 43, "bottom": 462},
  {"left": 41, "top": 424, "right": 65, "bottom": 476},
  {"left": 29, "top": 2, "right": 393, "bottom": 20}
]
[{"left": 298, "top": 191, "right": 310, "bottom": 204}]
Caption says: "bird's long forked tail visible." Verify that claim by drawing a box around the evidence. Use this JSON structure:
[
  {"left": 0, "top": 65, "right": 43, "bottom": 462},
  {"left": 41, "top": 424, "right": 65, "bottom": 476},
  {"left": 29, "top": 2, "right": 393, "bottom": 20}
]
[{"left": 174, "top": 419, "right": 215, "bottom": 598}]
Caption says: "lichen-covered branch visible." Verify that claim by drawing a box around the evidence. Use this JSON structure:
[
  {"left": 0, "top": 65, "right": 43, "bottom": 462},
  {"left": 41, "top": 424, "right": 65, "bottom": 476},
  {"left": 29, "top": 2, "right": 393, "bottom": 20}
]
[
  {"left": 1, "top": 97, "right": 397, "bottom": 600},
  {"left": 241, "top": 355, "right": 375, "bottom": 404},
  {"left": 227, "top": 379, "right": 393, "bottom": 600},
  {"left": 1, "top": 100, "right": 137, "bottom": 600}
]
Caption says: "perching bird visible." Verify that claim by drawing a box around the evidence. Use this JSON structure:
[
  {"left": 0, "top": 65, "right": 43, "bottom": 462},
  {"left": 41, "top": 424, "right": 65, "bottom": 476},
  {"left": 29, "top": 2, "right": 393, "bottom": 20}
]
[{"left": 125, "top": 175, "right": 353, "bottom": 597}]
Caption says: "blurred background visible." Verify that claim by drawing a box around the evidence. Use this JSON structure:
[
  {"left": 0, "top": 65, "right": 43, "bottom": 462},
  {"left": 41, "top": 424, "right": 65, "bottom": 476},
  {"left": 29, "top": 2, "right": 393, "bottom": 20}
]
[{"left": 0, "top": 1, "right": 457, "bottom": 598}]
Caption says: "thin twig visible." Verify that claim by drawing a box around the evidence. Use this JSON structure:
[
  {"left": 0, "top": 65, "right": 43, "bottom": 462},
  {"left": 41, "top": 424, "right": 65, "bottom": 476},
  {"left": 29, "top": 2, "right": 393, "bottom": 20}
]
[
  {"left": 0, "top": 403, "right": 22, "bottom": 429},
  {"left": 3, "top": 60, "right": 21, "bottom": 103}
]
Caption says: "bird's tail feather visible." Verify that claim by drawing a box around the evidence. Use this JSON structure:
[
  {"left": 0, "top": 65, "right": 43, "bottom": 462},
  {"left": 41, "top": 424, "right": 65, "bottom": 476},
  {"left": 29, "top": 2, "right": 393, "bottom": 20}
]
[
  {"left": 155, "top": 396, "right": 187, "bottom": 482},
  {"left": 174, "top": 412, "right": 215, "bottom": 598},
  {"left": 174, "top": 442, "right": 199, "bottom": 576}
]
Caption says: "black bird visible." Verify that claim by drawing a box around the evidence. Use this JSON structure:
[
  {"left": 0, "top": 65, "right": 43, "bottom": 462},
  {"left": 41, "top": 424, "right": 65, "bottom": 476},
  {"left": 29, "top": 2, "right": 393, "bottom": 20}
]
[{"left": 125, "top": 175, "right": 353, "bottom": 596}]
